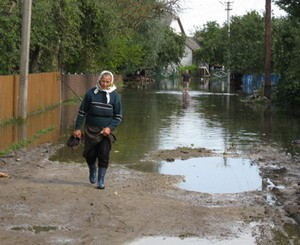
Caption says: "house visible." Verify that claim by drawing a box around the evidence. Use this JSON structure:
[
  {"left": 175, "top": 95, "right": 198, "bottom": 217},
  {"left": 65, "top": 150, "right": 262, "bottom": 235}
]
[
  {"left": 181, "top": 36, "right": 201, "bottom": 66},
  {"left": 170, "top": 16, "right": 200, "bottom": 66}
]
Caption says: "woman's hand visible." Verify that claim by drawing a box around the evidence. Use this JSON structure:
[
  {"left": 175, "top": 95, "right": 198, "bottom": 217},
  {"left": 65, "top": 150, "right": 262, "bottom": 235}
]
[
  {"left": 101, "top": 127, "right": 111, "bottom": 136},
  {"left": 73, "top": 129, "right": 81, "bottom": 138}
]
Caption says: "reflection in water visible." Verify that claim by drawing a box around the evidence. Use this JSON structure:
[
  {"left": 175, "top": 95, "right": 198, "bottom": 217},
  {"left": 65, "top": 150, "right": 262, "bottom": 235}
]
[
  {"left": 0, "top": 103, "right": 79, "bottom": 154},
  {"left": 129, "top": 234, "right": 255, "bottom": 245},
  {"left": 0, "top": 107, "right": 61, "bottom": 151},
  {"left": 262, "top": 104, "right": 272, "bottom": 143},
  {"left": 1, "top": 78, "right": 300, "bottom": 163},
  {"left": 182, "top": 91, "right": 190, "bottom": 109},
  {"left": 199, "top": 78, "right": 210, "bottom": 91},
  {"left": 132, "top": 157, "right": 262, "bottom": 194}
]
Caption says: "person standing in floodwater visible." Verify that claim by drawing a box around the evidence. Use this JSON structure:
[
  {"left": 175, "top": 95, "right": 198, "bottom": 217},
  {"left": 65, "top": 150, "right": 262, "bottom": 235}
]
[
  {"left": 181, "top": 70, "right": 191, "bottom": 92},
  {"left": 73, "top": 71, "right": 122, "bottom": 189}
]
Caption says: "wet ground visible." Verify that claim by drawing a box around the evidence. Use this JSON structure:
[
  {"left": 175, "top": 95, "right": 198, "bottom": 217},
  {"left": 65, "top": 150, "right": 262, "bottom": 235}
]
[
  {"left": 1, "top": 143, "right": 300, "bottom": 245},
  {"left": 1, "top": 78, "right": 300, "bottom": 244}
]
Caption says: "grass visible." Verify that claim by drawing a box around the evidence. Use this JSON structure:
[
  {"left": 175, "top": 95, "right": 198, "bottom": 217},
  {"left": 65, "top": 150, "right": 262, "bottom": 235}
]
[
  {"left": 0, "top": 117, "right": 24, "bottom": 127},
  {"left": 0, "top": 97, "right": 81, "bottom": 127},
  {"left": 62, "top": 96, "right": 82, "bottom": 105},
  {"left": 0, "top": 126, "right": 56, "bottom": 157}
]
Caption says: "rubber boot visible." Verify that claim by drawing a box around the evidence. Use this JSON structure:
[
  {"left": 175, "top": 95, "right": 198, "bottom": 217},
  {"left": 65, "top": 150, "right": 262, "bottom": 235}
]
[
  {"left": 88, "top": 163, "right": 97, "bottom": 184},
  {"left": 97, "top": 168, "right": 107, "bottom": 189}
]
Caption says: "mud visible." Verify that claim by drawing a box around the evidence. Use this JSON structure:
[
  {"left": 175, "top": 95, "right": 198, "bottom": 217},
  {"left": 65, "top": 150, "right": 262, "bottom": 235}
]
[{"left": 0, "top": 144, "right": 300, "bottom": 245}]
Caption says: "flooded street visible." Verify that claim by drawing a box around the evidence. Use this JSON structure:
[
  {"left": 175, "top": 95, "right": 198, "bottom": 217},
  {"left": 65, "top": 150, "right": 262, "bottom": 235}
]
[
  {"left": 1, "top": 77, "right": 300, "bottom": 244},
  {"left": 93, "top": 79, "right": 300, "bottom": 166},
  {"left": 1, "top": 77, "right": 299, "bottom": 164},
  {"left": 1, "top": 77, "right": 300, "bottom": 194}
]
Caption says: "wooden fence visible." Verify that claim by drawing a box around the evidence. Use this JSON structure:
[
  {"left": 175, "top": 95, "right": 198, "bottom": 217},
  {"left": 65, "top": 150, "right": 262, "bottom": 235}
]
[
  {"left": 0, "top": 75, "right": 18, "bottom": 122},
  {"left": 61, "top": 74, "right": 98, "bottom": 102},
  {"left": 0, "top": 72, "right": 61, "bottom": 122},
  {"left": 61, "top": 74, "right": 123, "bottom": 101},
  {"left": 0, "top": 72, "right": 123, "bottom": 123}
]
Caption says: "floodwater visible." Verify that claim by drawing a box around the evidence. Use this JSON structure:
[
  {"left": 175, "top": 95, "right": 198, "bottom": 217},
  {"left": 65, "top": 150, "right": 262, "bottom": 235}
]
[
  {"left": 135, "top": 157, "right": 262, "bottom": 194},
  {"left": 1, "top": 77, "right": 300, "bottom": 193},
  {"left": 128, "top": 234, "right": 255, "bottom": 245}
]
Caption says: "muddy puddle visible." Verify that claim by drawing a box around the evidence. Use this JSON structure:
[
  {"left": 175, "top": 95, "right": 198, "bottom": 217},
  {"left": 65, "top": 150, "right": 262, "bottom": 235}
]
[
  {"left": 131, "top": 157, "right": 261, "bottom": 194},
  {"left": 128, "top": 235, "right": 255, "bottom": 245}
]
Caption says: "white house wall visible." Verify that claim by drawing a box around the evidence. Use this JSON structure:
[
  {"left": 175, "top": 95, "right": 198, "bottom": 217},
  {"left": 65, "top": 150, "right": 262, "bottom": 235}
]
[{"left": 180, "top": 46, "right": 193, "bottom": 66}]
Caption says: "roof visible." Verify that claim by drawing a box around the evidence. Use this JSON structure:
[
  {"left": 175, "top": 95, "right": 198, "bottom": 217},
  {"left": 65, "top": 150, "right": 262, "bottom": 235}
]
[
  {"left": 161, "top": 14, "right": 200, "bottom": 51},
  {"left": 186, "top": 37, "right": 200, "bottom": 51}
]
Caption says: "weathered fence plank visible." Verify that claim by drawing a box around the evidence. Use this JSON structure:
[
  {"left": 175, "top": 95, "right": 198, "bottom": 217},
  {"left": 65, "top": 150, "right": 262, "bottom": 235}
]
[
  {"left": 0, "top": 72, "right": 60, "bottom": 122},
  {"left": 0, "top": 72, "right": 122, "bottom": 123}
]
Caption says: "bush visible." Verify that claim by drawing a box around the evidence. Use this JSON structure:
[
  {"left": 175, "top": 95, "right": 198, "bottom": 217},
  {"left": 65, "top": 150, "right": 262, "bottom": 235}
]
[
  {"left": 177, "top": 65, "right": 198, "bottom": 75},
  {"left": 276, "top": 78, "right": 300, "bottom": 106}
]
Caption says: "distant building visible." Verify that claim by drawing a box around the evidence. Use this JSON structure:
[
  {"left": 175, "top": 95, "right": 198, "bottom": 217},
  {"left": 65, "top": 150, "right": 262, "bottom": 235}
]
[
  {"left": 170, "top": 16, "right": 200, "bottom": 66},
  {"left": 181, "top": 37, "right": 200, "bottom": 66}
]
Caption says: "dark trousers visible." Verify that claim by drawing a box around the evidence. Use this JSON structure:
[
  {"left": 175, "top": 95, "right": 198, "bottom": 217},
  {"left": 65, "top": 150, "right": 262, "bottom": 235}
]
[{"left": 84, "top": 136, "right": 111, "bottom": 168}]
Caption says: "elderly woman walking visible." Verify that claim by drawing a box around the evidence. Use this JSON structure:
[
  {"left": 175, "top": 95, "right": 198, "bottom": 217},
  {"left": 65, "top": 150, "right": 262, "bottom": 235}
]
[{"left": 73, "top": 71, "right": 122, "bottom": 189}]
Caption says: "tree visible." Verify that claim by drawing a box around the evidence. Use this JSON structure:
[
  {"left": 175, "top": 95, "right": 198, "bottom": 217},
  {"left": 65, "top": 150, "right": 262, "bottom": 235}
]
[
  {"left": 0, "top": 0, "right": 184, "bottom": 75},
  {"left": 30, "top": 0, "right": 83, "bottom": 73},
  {"left": 193, "top": 21, "right": 227, "bottom": 66},
  {"left": 156, "top": 26, "right": 186, "bottom": 68},
  {"left": 275, "top": 0, "right": 300, "bottom": 18},
  {"left": 273, "top": 0, "right": 300, "bottom": 105},
  {"left": 105, "top": 32, "right": 145, "bottom": 74},
  {"left": 134, "top": 19, "right": 166, "bottom": 69},
  {"left": 108, "top": 0, "right": 180, "bottom": 29},
  {"left": 104, "top": 0, "right": 183, "bottom": 72},
  {"left": 229, "top": 11, "right": 265, "bottom": 74},
  {"left": 193, "top": 12, "right": 267, "bottom": 75},
  {"left": 0, "top": 0, "right": 21, "bottom": 74}
]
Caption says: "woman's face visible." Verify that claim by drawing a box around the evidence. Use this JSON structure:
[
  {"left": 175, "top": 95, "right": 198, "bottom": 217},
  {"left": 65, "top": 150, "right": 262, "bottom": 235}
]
[{"left": 100, "top": 75, "right": 112, "bottom": 90}]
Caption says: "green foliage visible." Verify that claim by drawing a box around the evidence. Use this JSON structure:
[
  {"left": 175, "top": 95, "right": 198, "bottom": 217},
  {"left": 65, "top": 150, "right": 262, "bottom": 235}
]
[
  {"left": 135, "top": 19, "right": 165, "bottom": 68},
  {"left": 275, "top": 0, "right": 300, "bottom": 18},
  {"left": 272, "top": 17, "right": 300, "bottom": 76},
  {"left": 274, "top": 18, "right": 300, "bottom": 106},
  {"left": 0, "top": 126, "right": 56, "bottom": 157},
  {"left": 229, "top": 11, "right": 265, "bottom": 74},
  {"left": 273, "top": 1, "right": 300, "bottom": 106},
  {"left": 64, "top": 0, "right": 115, "bottom": 73},
  {"left": 156, "top": 26, "right": 186, "bottom": 68},
  {"left": 0, "top": 1, "right": 21, "bottom": 74},
  {"left": 277, "top": 79, "right": 300, "bottom": 106},
  {"left": 107, "top": 33, "right": 145, "bottom": 74},
  {"left": 50, "top": 0, "right": 83, "bottom": 72},
  {"left": 193, "top": 11, "right": 266, "bottom": 74},
  {"left": 0, "top": 0, "right": 182, "bottom": 75},
  {"left": 30, "top": 0, "right": 83, "bottom": 72},
  {"left": 192, "top": 8, "right": 300, "bottom": 106},
  {"left": 0, "top": 117, "right": 23, "bottom": 127},
  {"left": 30, "top": 0, "right": 58, "bottom": 72},
  {"left": 193, "top": 21, "right": 227, "bottom": 66},
  {"left": 177, "top": 65, "right": 198, "bottom": 74}
]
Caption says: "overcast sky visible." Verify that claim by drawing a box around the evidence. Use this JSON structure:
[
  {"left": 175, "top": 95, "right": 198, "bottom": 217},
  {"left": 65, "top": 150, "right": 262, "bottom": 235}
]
[{"left": 173, "top": 0, "right": 287, "bottom": 35}]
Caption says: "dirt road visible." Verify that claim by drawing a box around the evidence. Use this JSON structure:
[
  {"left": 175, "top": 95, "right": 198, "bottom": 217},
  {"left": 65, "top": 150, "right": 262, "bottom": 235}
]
[{"left": 0, "top": 144, "right": 300, "bottom": 244}]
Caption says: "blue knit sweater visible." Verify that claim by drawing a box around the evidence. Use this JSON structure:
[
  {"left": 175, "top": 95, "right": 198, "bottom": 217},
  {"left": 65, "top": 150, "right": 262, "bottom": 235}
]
[{"left": 74, "top": 87, "right": 122, "bottom": 130}]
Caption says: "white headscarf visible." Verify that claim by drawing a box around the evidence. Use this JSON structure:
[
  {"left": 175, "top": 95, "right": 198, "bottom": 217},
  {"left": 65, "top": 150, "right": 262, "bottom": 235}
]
[{"left": 94, "top": 70, "right": 116, "bottom": 104}]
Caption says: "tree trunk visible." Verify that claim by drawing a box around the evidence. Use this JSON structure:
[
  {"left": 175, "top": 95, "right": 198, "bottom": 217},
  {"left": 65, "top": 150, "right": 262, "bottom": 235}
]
[{"left": 31, "top": 46, "right": 42, "bottom": 73}]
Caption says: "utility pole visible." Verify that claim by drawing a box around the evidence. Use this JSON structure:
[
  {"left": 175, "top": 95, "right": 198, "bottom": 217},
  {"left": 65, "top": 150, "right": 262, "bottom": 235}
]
[
  {"left": 19, "top": 0, "right": 32, "bottom": 119},
  {"left": 264, "top": 0, "right": 272, "bottom": 99},
  {"left": 222, "top": 1, "right": 233, "bottom": 84}
]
